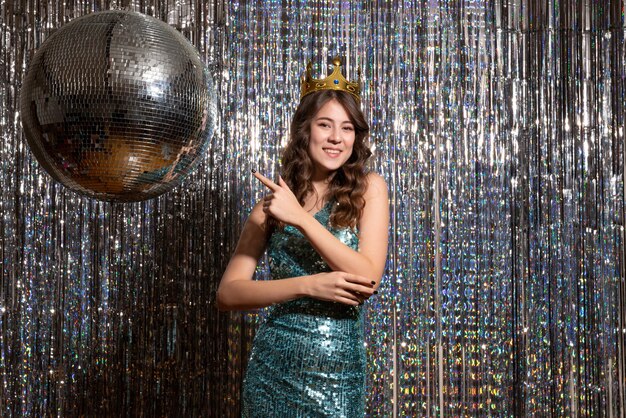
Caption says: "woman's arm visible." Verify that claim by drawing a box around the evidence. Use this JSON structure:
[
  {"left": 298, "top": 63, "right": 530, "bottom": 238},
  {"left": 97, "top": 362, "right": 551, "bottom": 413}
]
[
  {"left": 216, "top": 202, "right": 376, "bottom": 311},
  {"left": 299, "top": 173, "right": 389, "bottom": 286},
  {"left": 216, "top": 202, "right": 301, "bottom": 310},
  {"left": 255, "top": 172, "right": 389, "bottom": 288}
]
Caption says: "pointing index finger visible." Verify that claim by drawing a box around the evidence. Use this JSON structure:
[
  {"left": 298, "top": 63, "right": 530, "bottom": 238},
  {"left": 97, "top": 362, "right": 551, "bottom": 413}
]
[{"left": 252, "top": 170, "right": 279, "bottom": 191}]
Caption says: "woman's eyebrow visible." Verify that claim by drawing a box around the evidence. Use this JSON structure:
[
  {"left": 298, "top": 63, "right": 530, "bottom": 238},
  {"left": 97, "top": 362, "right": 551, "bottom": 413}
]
[{"left": 315, "top": 116, "right": 353, "bottom": 124}]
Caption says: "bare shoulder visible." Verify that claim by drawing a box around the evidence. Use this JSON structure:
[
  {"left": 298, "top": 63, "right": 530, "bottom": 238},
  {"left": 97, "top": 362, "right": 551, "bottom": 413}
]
[{"left": 364, "top": 172, "right": 388, "bottom": 200}]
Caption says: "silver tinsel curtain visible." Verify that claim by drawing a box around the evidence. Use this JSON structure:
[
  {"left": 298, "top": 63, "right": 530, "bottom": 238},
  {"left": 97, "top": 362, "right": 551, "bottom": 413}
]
[{"left": 1, "top": 0, "right": 624, "bottom": 416}]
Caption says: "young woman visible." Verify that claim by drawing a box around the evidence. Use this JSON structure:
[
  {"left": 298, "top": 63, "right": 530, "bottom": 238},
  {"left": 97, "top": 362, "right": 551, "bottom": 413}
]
[{"left": 217, "top": 58, "right": 389, "bottom": 417}]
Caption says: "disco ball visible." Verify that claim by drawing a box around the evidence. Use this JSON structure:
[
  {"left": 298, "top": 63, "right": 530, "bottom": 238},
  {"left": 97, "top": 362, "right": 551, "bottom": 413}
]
[{"left": 20, "top": 10, "right": 216, "bottom": 202}]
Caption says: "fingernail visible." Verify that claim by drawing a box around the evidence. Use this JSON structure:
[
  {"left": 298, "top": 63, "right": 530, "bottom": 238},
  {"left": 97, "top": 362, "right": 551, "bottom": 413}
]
[
  {"left": 371, "top": 281, "right": 376, "bottom": 285},
  {"left": 251, "top": 168, "right": 256, "bottom": 173}
]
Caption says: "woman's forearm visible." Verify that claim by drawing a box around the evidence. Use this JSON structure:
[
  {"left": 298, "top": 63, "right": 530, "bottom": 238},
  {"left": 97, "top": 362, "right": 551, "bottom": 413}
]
[
  {"left": 296, "top": 215, "right": 381, "bottom": 280},
  {"left": 217, "top": 271, "right": 376, "bottom": 311},
  {"left": 217, "top": 277, "right": 308, "bottom": 311}
]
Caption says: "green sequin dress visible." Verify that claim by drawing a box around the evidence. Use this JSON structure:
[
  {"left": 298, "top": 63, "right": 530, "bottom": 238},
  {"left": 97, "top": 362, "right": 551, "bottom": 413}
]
[{"left": 242, "top": 201, "right": 366, "bottom": 417}]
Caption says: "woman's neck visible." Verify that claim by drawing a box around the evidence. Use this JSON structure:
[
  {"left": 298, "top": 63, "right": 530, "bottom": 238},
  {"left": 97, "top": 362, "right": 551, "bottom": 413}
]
[
  {"left": 302, "top": 178, "right": 332, "bottom": 213},
  {"left": 311, "top": 179, "right": 329, "bottom": 195}
]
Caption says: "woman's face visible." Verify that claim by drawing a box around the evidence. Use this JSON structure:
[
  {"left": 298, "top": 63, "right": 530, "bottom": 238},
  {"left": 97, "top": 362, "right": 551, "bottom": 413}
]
[{"left": 307, "top": 99, "right": 355, "bottom": 179}]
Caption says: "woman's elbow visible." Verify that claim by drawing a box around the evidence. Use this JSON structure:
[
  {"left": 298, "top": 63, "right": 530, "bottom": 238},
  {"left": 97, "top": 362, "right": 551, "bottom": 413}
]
[{"left": 216, "top": 287, "right": 235, "bottom": 311}]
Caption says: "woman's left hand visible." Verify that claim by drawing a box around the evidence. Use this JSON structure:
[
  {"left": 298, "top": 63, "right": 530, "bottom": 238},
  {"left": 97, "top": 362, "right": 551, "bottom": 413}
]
[{"left": 253, "top": 171, "right": 307, "bottom": 226}]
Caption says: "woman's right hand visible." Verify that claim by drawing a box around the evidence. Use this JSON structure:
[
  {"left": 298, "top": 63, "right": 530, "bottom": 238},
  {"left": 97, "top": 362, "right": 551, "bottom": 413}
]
[
  {"left": 253, "top": 171, "right": 308, "bottom": 227},
  {"left": 306, "top": 272, "right": 376, "bottom": 306}
]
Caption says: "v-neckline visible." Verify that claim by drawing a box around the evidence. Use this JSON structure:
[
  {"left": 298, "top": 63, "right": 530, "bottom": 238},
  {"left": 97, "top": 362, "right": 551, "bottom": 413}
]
[{"left": 309, "top": 200, "right": 332, "bottom": 219}]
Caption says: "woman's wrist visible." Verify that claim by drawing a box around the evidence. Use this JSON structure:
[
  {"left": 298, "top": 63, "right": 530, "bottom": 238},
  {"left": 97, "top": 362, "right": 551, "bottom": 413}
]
[
  {"left": 293, "top": 274, "right": 308, "bottom": 298},
  {"left": 293, "top": 210, "right": 317, "bottom": 232}
]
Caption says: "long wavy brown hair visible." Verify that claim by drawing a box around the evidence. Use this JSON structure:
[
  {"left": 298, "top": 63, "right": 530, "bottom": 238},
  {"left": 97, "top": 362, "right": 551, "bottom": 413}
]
[{"left": 275, "top": 89, "right": 371, "bottom": 230}]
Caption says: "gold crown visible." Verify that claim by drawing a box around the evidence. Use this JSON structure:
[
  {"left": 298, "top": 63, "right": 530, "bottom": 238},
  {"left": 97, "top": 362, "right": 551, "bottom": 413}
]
[{"left": 300, "top": 57, "right": 361, "bottom": 103}]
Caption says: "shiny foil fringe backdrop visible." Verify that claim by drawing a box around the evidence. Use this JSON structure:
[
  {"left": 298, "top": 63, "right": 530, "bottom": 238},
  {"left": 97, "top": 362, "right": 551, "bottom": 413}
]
[{"left": 1, "top": 0, "right": 624, "bottom": 416}]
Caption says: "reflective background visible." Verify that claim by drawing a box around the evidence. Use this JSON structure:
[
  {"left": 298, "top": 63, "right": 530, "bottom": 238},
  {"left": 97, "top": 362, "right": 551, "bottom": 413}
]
[{"left": 1, "top": 0, "right": 624, "bottom": 416}]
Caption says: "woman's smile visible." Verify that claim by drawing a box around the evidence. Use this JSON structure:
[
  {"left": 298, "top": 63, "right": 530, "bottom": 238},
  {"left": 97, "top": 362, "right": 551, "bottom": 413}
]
[{"left": 323, "top": 147, "right": 342, "bottom": 157}]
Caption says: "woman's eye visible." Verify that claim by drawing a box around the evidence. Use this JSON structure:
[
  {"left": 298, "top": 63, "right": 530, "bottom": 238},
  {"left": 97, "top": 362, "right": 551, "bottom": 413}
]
[{"left": 343, "top": 126, "right": 354, "bottom": 131}]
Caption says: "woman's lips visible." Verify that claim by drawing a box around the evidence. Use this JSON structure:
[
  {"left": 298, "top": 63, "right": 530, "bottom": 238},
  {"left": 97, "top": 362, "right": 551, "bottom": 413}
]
[{"left": 323, "top": 148, "right": 341, "bottom": 157}]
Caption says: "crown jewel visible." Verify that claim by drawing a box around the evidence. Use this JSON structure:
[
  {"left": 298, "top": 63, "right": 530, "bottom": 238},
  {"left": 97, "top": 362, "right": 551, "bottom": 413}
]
[{"left": 300, "top": 57, "right": 361, "bottom": 103}]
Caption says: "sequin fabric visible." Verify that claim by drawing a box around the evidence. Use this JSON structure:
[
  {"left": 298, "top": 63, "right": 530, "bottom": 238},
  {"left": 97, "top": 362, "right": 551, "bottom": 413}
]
[{"left": 242, "top": 201, "right": 365, "bottom": 417}]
